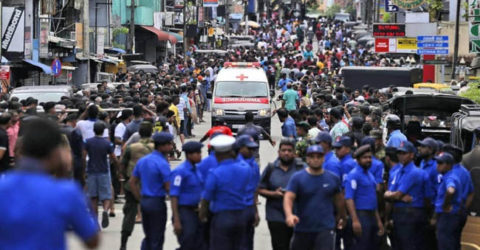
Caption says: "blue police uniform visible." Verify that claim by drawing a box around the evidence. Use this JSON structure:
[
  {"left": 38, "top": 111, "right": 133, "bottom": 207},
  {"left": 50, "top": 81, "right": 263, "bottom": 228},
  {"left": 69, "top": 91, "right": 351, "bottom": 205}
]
[
  {"left": 369, "top": 156, "right": 384, "bottom": 185},
  {"left": 387, "top": 163, "right": 401, "bottom": 189},
  {"left": 197, "top": 151, "right": 218, "bottom": 180},
  {"left": 202, "top": 158, "right": 253, "bottom": 250},
  {"left": 386, "top": 130, "right": 407, "bottom": 148},
  {"left": 339, "top": 154, "right": 357, "bottom": 185},
  {"left": 420, "top": 158, "right": 441, "bottom": 204},
  {"left": 170, "top": 159, "right": 206, "bottom": 250},
  {"left": 452, "top": 163, "right": 474, "bottom": 249},
  {"left": 237, "top": 153, "right": 260, "bottom": 250},
  {"left": 388, "top": 161, "right": 428, "bottom": 250},
  {"left": 345, "top": 164, "right": 379, "bottom": 250},
  {"left": 0, "top": 157, "right": 99, "bottom": 249},
  {"left": 435, "top": 165, "right": 463, "bottom": 250},
  {"left": 133, "top": 150, "right": 171, "bottom": 250},
  {"left": 323, "top": 151, "right": 342, "bottom": 178},
  {"left": 286, "top": 169, "right": 342, "bottom": 250}
]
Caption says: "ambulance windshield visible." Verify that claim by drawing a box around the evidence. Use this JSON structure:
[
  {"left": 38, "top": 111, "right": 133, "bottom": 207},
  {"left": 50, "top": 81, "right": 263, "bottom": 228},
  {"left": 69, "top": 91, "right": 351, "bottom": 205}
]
[{"left": 215, "top": 81, "right": 268, "bottom": 97}]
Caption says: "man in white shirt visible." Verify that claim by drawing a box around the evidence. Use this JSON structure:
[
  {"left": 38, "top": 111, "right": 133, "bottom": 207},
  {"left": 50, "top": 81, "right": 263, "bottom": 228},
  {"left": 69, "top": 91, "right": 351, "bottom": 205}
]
[
  {"left": 114, "top": 110, "right": 133, "bottom": 157},
  {"left": 76, "top": 105, "right": 109, "bottom": 142}
]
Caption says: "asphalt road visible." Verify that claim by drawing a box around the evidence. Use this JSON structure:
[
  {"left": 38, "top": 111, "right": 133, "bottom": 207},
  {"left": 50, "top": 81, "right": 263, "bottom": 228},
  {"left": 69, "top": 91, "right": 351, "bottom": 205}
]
[{"left": 68, "top": 106, "right": 284, "bottom": 250}]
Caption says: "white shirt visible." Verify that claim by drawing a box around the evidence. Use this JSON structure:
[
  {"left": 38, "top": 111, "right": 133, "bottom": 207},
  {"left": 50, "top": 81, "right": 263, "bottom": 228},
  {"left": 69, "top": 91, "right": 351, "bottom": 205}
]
[
  {"left": 114, "top": 122, "right": 127, "bottom": 156},
  {"left": 177, "top": 98, "right": 186, "bottom": 121},
  {"left": 76, "top": 119, "right": 109, "bottom": 142}
]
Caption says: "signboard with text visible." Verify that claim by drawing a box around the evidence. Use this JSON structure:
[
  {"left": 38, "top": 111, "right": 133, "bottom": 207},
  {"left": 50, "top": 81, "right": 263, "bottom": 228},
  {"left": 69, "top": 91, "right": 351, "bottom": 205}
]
[
  {"left": 1, "top": 7, "right": 25, "bottom": 60},
  {"left": 417, "top": 36, "right": 449, "bottom": 55},
  {"left": 373, "top": 24, "right": 406, "bottom": 37},
  {"left": 375, "top": 38, "right": 417, "bottom": 53},
  {"left": 469, "top": 0, "right": 480, "bottom": 52},
  {"left": 396, "top": 38, "right": 417, "bottom": 53}
]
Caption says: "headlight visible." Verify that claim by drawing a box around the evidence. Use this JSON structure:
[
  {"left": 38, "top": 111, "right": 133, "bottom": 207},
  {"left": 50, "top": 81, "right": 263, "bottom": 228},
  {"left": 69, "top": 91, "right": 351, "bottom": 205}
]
[
  {"left": 258, "top": 109, "right": 270, "bottom": 117},
  {"left": 214, "top": 108, "right": 225, "bottom": 116}
]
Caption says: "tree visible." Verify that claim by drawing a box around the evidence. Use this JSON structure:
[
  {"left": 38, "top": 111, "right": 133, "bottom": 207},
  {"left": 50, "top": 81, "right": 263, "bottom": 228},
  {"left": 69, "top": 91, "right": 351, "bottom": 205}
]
[{"left": 325, "top": 4, "right": 341, "bottom": 18}]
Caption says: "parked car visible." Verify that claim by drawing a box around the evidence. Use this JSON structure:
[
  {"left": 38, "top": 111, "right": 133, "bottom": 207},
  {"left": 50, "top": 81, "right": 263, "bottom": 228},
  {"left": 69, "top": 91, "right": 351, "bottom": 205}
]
[
  {"left": 10, "top": 85, "right": 73, "bottom": 104},
  {"left": 387, "top": 93, "right": 475, "bottom": 142}
]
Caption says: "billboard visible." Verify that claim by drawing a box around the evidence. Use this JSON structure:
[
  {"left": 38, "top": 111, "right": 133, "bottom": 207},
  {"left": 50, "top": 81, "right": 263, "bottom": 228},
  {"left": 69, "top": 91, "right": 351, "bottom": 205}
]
[{"left": 1, "top": 7, "right": 25, "bottom": 60}]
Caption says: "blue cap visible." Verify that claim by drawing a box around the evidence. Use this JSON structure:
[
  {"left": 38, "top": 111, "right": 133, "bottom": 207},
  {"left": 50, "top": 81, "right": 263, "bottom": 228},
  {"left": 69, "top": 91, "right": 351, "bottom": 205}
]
[
  {"left": 182, "top": 141, "right": 204, "bottom": 153},
  {"left": 152, "top": 132, "right": 174, "bottom": 144},
  {"left": 397, "top": 141, "right": 416, "bottom": 153},
  {"left": 434, "top": 152, "right": 455, "bottom": 164},
  {"left": 332, "top": 136, "right": 353, "bottom": 148},
  {"left": 361, "top": 136, "right": 375, "bottom": 150},
  {"left": 306, "top": 145, "right": 325, "bottom": 155},
  {"left": 315, "top": 132, "right": 332, "bottom": 144},
  {"left": 235, "top": 135, "right": 259, "bottom": 149},
  {"left": 418, "top": 137, "right": 438, "bottom": 151}
]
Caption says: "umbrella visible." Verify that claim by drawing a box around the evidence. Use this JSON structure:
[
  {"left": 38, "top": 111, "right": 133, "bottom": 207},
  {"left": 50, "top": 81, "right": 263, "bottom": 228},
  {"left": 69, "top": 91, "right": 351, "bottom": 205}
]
[{"left": 240, "top": 21, "right": 260, "bottom": 28}]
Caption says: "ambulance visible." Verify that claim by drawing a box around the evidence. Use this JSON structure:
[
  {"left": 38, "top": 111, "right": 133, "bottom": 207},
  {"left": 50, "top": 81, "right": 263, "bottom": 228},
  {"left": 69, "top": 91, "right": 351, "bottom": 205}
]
[{"left": 211, "top": 62, "right": 274, "bottom": 135}]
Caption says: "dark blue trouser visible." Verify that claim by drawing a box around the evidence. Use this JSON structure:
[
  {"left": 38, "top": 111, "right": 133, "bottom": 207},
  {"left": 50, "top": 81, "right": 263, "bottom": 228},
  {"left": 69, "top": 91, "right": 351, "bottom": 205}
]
[
  {"left": 436, "top": 213, "right": 463, "bottom": 250},
  {"left": 210, "top": 209, "right": 250, "bottom": 250},
  {"left": 351, "top": 213, "right": 379, "bottom": 250},
  {"left": 392, "top": 207, "right": 426, "bottom": 250},
  {"left": 290, "top": 229, "right": 336, "bottom": 250},
  {"left": 140, "top": 196, "right": 167, "bottom": 250},
  {"left": 244, "top": 206, "right": 256, "bottom": 250},
  {"left": 174, "top": 206, "right": 206, "bottom": 250}
]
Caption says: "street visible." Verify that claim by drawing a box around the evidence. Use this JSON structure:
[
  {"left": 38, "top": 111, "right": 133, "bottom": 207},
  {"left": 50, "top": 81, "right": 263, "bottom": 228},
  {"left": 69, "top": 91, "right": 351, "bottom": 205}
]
[{"left": 68, "top": 108, "right": 282, "bottom": 250}]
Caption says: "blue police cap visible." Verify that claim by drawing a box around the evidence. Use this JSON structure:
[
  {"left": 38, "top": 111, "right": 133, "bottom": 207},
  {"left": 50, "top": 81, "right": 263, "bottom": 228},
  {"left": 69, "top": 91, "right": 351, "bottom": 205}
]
[
  {"left": 235, "top": 135, "right": 259, "bottom": 149},
  {"left": 354, "top": 144, "right": 372, "bottom": 158},
  {"left": 361, "top": 136, "right": 375, "bottom": 150},
  {"left": 306, "top": 145, "right": 325, "bottom": 155},
  {"left": 152, "top": 132, "right": 174, "bottom": 144},
  {"left": 182, "top": 141, "right": 204, "bottom": 153},
  {"left": 434, "top": 152, "right": 455, "bottom": 164},
  {"left": 315, "top": 132, "right": 332, "bottom": 144},
  {"left": 332, "top": 136, "right": 353, "bottom": 148},
  {"left": 418, "top": 137, "right": 438, "bottom": 151},
  {"left": 397, "top": 141, "right": 416, "bottom": 153}
]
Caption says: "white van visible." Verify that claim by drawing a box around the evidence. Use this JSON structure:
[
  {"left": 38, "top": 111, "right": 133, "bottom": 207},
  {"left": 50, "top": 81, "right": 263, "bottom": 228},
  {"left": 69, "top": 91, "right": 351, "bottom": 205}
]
[{"left": 211, "top": 62, "right": 274, "bottom": 134}]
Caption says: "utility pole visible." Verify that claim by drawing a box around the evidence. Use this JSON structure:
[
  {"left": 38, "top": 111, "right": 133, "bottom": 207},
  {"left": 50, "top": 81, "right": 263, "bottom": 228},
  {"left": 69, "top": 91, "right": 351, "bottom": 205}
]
[
  {"left": 128, "top": 0, "right": 135, "bottom": 53},
  {"left": 451, "top": 0, "right": 461, "bottom": 79},
  {"left": 83, "top": 0, "right": 90, "bottom": 82},
  {"left": 183, "top": 0, "right": 188, "bottom": 59},
  {"left": 225, "top": 0, "right": 229, "bottom": 35}
]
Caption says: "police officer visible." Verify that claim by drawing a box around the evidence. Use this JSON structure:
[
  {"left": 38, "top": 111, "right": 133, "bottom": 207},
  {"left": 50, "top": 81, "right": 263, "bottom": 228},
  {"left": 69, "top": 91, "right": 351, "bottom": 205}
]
[
  {"left": 442, "top": 144, "right": 475, "bottom": 250},
  {"left": 284, "top": 145, "right": 347, "bottom": 250},
  {"left": 345, "top": 145, "right": 384, "bottom": 250},
  {"left": 129, "top": 132, "right": 173, "bottom": 250},
  {"left": 170, "top": 141, "right": 206, "bottom": 250},
  {"left": 385, "top": 115, "right": 407, "bottom": 148},
  {"left": 197, "top": 132, "right": 222, "bottom": 180},
  {"left": 235, "top": 135, "right": 261, "bottom": 250},
  {"left": 199, "top": 134, "right": 253, "bottom": 250},
  {"left": 384, "top": 141, "right": 428, "bottom": 250},
  {"left": 332, "top": 136, "right": 356, "bottom": 184},
  {"left": 313, "top": 132, "right": 341, "bottom": 177},
  {"left": 417, "top": 137, "right": 440, "bottom": 250},
  {"left": 433, "top": 152, "right": 463, "bottom": 250},
  {"left": 360, "top": 137, "right": 385, "bottom": 188},
  {"left": 120, "top": 121, "right": 154, "bottom": 250}
]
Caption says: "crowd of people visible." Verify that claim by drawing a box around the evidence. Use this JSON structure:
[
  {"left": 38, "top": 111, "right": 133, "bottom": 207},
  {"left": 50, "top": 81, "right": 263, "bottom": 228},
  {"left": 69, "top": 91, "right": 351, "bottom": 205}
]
[{"left": 0, "top": 10, "right": 476, "bottom": 250}]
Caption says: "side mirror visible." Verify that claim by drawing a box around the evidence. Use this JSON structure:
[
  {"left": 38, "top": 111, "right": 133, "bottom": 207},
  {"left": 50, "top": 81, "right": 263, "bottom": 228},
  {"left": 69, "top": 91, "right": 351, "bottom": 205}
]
[{"left": 270, "top": 89, "right": 275, "bottom": 98}]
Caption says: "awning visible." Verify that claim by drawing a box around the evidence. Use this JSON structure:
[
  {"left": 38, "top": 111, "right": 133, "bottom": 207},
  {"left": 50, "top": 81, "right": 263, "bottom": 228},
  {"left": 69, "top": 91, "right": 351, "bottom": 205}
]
[
  {"left": 48, "top": 35, "right": 76, "bottom": 48},
  {"left": 104, "top": 47, "right": 126, "bottom": 54},
  {"left": 23, "top": 59, "right": 53, "bottom": 75},
  {"left": 140, "top": 26, "right": 177, "bottom": 44},
  {"left": 167, "top": 32, "right": 183, "bottom": 43}
]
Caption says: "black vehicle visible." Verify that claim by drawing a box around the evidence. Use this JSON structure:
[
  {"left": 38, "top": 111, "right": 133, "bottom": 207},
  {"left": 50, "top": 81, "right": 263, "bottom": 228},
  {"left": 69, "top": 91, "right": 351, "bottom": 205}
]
[
  {"left": 340, "top": 66, "right": 423, "bottom": 90},
  {"left": 388, "top": 93, "right": 475, "bottom": 142}
]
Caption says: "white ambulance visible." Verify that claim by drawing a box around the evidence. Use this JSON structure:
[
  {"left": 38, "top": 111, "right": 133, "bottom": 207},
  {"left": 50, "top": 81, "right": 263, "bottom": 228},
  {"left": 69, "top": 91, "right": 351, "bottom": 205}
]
[{"left": 211, "top": 62, "right": 274, "bottom": 134}]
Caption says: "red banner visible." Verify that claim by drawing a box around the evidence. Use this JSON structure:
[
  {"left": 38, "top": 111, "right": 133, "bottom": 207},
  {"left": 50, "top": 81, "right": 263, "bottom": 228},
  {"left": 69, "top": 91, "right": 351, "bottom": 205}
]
[
  {"left": 214, "top": 97, "right": 269, "bottom": 104},
  {"left": 375, "top": 38, "right": 390, "bottom": 53}
]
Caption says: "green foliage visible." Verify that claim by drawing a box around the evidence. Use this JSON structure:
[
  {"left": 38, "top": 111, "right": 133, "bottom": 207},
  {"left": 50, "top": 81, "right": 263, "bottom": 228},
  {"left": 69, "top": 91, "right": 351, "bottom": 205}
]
[
  {"left": 325, "top": 4, "right": 341, "bottom": 18},
  {"left": 460, "top": 82, "right": 480, "bottom": 103},
  {"left": 112, "top": 42, "right": 126, "bottom": 50},
  {"left": 427, "top": 0, "right": 444, "bottom": 21},
  {"left": 113, "top": 27, "right": 129, "bottom": 38},
  {"left": 383, "top": 13, "right": 391, "bottom": 22}
]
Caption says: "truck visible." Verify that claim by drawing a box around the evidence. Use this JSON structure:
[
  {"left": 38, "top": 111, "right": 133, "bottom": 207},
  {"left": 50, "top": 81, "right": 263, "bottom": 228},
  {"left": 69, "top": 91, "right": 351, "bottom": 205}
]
[{"left": 339, "top": 66, "right": 423, "bottom": 90}]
